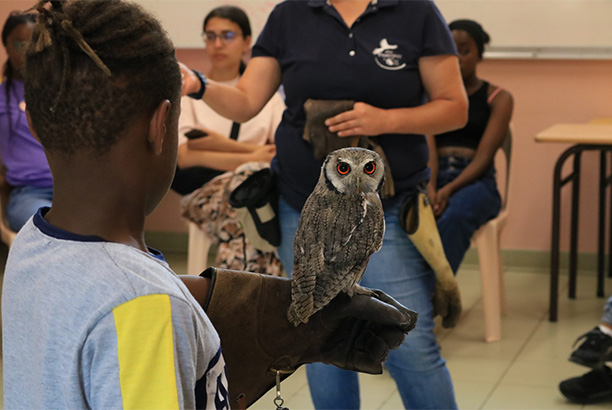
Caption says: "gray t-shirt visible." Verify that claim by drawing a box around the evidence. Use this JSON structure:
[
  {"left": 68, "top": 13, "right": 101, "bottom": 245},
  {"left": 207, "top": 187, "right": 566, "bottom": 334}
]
[{"left": 2, "top": 208, "right": 229, "bottom": 409}]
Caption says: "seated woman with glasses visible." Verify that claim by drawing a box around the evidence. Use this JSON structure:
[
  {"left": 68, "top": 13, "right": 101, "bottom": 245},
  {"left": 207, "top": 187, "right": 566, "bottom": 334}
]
[{"left": 177, "top": 5, "right": 286, "bottom": 275}]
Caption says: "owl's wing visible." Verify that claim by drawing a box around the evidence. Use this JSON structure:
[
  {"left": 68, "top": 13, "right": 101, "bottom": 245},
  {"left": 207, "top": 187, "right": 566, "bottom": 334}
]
[{"left": 293, "top": 193, "right": 384, "bottom": 314}]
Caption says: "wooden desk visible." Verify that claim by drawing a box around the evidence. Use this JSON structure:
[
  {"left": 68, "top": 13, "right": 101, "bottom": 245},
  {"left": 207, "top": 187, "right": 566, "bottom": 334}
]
[{"left": 536, "top": 122, "right": 612, "bottom": 322}]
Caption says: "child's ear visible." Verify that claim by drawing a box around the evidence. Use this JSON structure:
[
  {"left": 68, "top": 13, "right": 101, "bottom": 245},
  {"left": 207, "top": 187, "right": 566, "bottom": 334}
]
[
  {"left": 149, "top": 100, "right": 171, "bottom": 155},
  {"left": 25, "top": 110, "right": 42, "bottom": 144}
]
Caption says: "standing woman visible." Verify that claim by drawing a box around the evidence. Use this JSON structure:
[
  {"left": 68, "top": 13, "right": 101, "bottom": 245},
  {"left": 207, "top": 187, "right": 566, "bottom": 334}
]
[
  {"left": 0, "top": 12, "right": 53, "bottom": 231},
  {"left": 427, "top": 19, "right": 513, "bottom": 274},
  {"left": 181, "top": 0, "right": 468, "bottom": 408},
  {"left": 175, "top": 5, "right": 284, "bottom": 194}
]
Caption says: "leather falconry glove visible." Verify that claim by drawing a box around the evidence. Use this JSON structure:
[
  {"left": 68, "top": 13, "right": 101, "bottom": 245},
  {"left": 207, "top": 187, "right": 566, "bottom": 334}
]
[
  {"left": 192, "top": 267, "right": 417, "bottom": 408},
  {"left": 399, "top": 191, "right": 462, "bottom": 328}
]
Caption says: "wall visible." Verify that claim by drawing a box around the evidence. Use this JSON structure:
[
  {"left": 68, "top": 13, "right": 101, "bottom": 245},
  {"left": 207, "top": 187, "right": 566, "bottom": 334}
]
[
  {"left": 146, "top": 50, "right": 612, "bottom": 256},
  {"left": 477, "top": 58, "right": 612, "bottom": 254}
]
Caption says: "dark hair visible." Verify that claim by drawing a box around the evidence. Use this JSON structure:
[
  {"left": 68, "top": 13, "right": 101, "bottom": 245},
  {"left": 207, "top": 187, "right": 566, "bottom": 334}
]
[
  {"left": 449, "top": 19, "right": 490, "bottom": 58},
  {"left": 2, "top": 12, "right": 37, "bottom": 135},
  {"left": 203, "top": 5, "right": 251, "bottom": 75},
  {"left": 24, "top": 0, "right": 181, "bottom": 156}
]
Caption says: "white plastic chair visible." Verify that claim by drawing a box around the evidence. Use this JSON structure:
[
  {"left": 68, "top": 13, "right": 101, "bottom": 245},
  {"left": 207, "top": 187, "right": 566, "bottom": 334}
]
[
  {"left": 471, "top": 127, "right": 513, "bottom": 342},
  {"left": 187, "top": 221, "right": 211, "bottom": 275}
]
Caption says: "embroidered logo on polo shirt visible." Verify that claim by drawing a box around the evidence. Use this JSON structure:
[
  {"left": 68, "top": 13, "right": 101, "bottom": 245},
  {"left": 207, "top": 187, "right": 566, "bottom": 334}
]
[{"left": 372, "top": 39, "right": 406, "bottom": 71}]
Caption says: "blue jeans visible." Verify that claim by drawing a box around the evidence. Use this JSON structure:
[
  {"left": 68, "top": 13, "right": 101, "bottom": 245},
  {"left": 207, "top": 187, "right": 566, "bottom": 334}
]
[
  {"left": 277, "top": 194, "right": 457, "bottom": 410},
  {"left": 602, "top": 296, "right": 612, "bottom": 325},
  {"left": 7, "top": 185, "right": 53, "bottom": 231},
  {"left": 435, "top": 156, "right": 501, "bottom": 274}
]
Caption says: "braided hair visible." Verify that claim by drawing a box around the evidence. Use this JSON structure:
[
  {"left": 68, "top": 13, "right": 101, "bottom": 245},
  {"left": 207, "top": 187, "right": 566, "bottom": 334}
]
[
  {"left": 24, "top": 0, "right": 181, "bottom": 156},
  {"left": 449, "top": 19, "right": 490, "bottom": 59}
]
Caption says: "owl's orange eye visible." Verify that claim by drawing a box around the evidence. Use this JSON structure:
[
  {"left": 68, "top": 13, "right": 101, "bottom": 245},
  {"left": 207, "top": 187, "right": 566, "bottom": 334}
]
[
  {"left": 364, "top": 161, "right": 376, "bottom": 174},
  {"left": 337, "top": 162, "right": 351, "bottom": 175}
]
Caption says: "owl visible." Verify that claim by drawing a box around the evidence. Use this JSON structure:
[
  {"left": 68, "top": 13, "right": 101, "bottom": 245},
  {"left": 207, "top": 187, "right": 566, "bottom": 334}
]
[{"left": 287, "top": 147, "right": 386, "bottom": 326}]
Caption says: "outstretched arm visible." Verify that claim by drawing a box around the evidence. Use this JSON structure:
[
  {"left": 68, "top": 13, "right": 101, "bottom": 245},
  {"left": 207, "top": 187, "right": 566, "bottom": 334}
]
[
  {"left": 181, "top": 57, "right": 282, "bottom": 123},
  {"left": 177, "top": 143, "right": 276, "bottom": 172}
]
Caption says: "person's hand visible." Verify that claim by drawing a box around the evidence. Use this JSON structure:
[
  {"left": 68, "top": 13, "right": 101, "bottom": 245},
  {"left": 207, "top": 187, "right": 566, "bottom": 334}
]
[
  {"left": 198, "top": 268, "right": 417, "bottom": 407},
  {"left": 325, "top": 102, "right": 387, "bottom": 137},
  {"left": 178, "top": 62, "right": 201, "bottom": 96},
  {"left": 432, "top": 185, "right": 452, "bottom": 216},
  {"left": 185, "top": 128, "right": 223, "bottom": 148},
  {"left": 426, "top": 183, "right": 438, "bottom": 211},
  {"left": 248, "top": 144, "right": 276, "bottom": 163}
]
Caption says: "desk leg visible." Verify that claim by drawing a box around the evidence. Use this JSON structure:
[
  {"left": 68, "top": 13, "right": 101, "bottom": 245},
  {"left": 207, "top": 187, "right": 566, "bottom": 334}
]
[
  {"left": 550, "top": 161, "right": 561, "bottom": 322},
  {"left": 569, "top": 152, "right": 581, "bottom": 299},
  {"left": 598, "top": 150, "right": 607, "bottom": 297},
  {"left": 609, "top": 151, "right": 612, "bottom": 279},
  {"left": 550, "top": 148, "right": 576, "bottom": 321}
]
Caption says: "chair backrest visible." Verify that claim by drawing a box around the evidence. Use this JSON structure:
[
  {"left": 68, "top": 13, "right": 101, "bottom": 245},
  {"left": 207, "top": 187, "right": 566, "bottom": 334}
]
[{"left": 497, "top": 126, "right": 513, "bottom": 212}]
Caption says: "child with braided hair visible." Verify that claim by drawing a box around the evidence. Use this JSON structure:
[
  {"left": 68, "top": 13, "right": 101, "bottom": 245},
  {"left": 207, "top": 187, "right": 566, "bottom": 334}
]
[
  {"left": 1, "top": 1, "right": 418, "bottom": 408},
  {"left": 0, "top": 11, "right": 52, "bottom": 231}
]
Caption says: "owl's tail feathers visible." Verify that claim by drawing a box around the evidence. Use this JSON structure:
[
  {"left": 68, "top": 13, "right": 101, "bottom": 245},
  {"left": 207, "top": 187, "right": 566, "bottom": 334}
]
[
  {"left": 288, "top": 272, "right": 317, "bottom": 326},
  {"left": 287, "top": 303, "right": 309, "bottom": 327}
]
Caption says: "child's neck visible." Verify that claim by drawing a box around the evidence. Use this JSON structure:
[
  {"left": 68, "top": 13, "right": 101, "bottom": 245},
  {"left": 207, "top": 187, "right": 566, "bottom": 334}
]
[{"left": 45, "top": 163, "right": 149, "bottom": 252}]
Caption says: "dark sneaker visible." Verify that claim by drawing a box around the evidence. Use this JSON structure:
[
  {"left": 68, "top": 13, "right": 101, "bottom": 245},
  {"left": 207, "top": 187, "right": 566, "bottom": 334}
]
[
  {"left": 569, "top": 327, "right": 612, "bottom": 368},
  {"left": 559, "top": 365, "right": 612, "bottom": 404}
]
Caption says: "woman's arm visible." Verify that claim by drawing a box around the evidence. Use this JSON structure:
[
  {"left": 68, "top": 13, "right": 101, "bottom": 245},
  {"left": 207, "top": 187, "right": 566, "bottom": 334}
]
[
  {"left": 177, "top": 143, "right": 276, "bottom": 172},
  {"left": 426, "top": 134, "right": 440, "bottom": 208},
  {"left": 435, "top": 88, "right": 514, "bottom": 213},
  {"left": 325, "top": 55, "right": 468, "bottom": 137},
  {"left": 182, "top": 57, "right": 282, "bottom": 123},
  {"left": 185, "top": 129, "right": 261, "bottom": 153}
]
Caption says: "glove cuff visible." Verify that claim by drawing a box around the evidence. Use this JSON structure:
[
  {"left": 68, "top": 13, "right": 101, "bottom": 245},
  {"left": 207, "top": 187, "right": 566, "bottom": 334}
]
[
  {"left": 201, "top": 268, "right": 297, "bottom": 406},
  {"left": 199, "top": 267, "right": 217, "bottom": 312}
]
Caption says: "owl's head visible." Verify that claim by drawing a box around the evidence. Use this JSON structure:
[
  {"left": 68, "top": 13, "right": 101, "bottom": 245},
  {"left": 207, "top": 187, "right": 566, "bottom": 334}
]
[{"left": 321, "top": 147, "right": 385, "bottom": 195}]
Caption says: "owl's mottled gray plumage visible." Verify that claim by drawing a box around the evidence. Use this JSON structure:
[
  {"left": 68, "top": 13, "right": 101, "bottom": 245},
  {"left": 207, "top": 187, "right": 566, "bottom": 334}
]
[{"left": 287, "top": 147, "right": 386, "bottom": 326}]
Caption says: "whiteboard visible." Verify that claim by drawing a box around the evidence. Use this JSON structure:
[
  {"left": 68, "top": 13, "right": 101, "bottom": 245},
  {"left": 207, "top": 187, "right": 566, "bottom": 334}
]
[
  {"left": 135, "top": 0, "right": 612, "bottom": 58},
  {"left": 436, "top": 0, "right": 612, "bottom": 58},
  {"left": 134, "top": 0, "right": 281, "bottom": 49}
]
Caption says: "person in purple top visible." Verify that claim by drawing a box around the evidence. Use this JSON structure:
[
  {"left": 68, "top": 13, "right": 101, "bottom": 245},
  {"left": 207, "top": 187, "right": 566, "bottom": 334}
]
[{"left": 1, "top": 12, "right": 53, "bottom": 231}]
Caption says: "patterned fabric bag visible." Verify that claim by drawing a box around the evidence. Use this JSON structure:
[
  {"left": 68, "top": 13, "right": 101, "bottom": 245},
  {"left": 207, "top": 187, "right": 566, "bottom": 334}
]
[{"left": 180, "top": 162, "right": 283, "bottom": 276}]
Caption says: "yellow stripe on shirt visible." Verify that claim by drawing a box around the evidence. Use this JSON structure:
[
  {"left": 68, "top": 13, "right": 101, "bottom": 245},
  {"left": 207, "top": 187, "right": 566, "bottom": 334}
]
[{"left": 113, "top": 294, "right": 179, "bottom": 409}]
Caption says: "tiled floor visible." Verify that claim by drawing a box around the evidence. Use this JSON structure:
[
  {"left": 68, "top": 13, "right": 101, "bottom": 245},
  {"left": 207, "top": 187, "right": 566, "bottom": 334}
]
[
  {"left": 247, "top": 264, "right": 612, "bottom": 410},
  {"left": 167, "top": 251, "right": 612, "bottom": 409},
  {"left": 2, "top": 244, "right": 612, "bottom": 409}
]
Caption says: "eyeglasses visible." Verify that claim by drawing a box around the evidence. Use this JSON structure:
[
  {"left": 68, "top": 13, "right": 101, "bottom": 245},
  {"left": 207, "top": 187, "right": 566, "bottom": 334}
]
[{"left": 202, "top": 30, "right": 240, "bottom": 45}]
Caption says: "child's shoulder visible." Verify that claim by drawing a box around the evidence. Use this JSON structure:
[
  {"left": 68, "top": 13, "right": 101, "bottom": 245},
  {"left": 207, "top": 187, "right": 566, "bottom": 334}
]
[{"left": 7, "top": 221, "right": 183, "bottom": 309}]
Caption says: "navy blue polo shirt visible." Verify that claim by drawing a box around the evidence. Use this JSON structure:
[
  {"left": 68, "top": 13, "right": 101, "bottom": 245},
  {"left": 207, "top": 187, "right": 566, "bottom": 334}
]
[{"left": 253, "top": 0, "right": 457, "bottom": 211}]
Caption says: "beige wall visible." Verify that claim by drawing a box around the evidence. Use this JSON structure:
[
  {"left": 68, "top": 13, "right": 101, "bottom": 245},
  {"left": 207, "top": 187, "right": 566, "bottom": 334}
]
[
  {"left": 146, "top": 52, "right": 612, "bottom": 256},
  {"left": 2, "top": 2, "right": 611, "bottom": 254},
  {"left": 477, "top": 58, "right": 612, "bottom": 253}
]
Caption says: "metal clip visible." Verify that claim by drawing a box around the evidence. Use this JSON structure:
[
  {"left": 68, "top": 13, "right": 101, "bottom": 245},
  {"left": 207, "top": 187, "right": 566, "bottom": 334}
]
[{"left": 274, "top": 370, "right": 289, "bottom": 410}]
